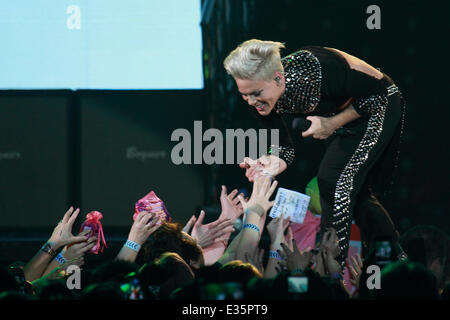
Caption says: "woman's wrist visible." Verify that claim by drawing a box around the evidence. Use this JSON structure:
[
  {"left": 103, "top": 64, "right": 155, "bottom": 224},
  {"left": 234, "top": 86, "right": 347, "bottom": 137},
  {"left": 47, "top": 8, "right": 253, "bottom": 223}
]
[
  {"left": 127, "top": 234, "right": 144, "bottom": 246},
  {"left": 269, "top": 236, "right": 285, "bottom": 247},
  {"left": 244, "top": 204, "right": 265, "bottom": 217},
  {"left": 243, "top": 210, "right": 261, "bottom": 223},
  {"left": 328, "top": 115, "right": 342, "bottom": 131},
  {"left": 124, "top": 239, "right": 141, "bottom": 252},
  {"left": 45, "top": 240, "right": 62, "bottom": 251}
]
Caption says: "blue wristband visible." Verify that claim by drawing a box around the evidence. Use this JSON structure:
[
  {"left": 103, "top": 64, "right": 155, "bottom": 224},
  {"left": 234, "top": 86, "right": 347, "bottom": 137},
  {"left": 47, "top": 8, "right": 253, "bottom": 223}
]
[
  {"left": 124, "top": 240, "right": 141, "bottom": 252},
  {"left": 269, "top": 250, "right": 283, "bottom": 260},
  {"left": 243, "top": 223, "right": 260, "bottom": 233},
  {"left": 55, "top": 253, "right": 67, "bottom": 265}
]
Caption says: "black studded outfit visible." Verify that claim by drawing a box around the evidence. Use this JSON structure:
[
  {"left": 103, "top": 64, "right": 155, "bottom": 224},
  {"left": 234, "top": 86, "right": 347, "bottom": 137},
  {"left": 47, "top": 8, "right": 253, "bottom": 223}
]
[{"left": 262, "top": 46, "right": 406, "bottom": 266}]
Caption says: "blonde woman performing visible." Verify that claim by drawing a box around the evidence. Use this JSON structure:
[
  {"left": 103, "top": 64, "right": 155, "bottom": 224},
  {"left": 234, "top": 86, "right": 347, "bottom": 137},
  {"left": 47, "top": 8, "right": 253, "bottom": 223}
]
[{"left": 224, "top": 39, "right": 407, "bottom": 266}]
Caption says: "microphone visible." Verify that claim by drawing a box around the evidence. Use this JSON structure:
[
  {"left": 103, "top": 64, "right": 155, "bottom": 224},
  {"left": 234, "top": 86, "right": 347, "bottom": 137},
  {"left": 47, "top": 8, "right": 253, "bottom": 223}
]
[
  {"left": 291, "top": 117, "right": 356, "bottom": 136},
  {"left": 292, "top": 117, "right": 312, "bottom": 131}
]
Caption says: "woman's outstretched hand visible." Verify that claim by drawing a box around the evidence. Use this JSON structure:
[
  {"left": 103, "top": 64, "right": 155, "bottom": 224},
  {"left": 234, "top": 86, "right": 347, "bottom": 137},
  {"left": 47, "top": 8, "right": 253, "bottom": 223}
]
[{"left": 239, "top": 155, "right": 287, "bottom": 182}]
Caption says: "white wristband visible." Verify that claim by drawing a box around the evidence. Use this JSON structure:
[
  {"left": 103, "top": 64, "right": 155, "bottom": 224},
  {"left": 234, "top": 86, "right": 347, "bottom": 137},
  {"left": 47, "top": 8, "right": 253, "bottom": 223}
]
[{"left": 124, "top": 240, "right": 141, "bottom": 252}]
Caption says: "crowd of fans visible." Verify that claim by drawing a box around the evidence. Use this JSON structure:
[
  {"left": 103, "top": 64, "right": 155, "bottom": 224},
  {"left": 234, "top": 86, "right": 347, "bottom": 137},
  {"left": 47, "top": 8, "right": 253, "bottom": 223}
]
[{"left": 1, "top": 176, "right": 449, "bottom": 301}]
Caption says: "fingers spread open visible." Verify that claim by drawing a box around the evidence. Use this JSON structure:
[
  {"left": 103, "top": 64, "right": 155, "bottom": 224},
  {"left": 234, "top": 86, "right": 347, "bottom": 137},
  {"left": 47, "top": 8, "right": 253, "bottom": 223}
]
[
  {"left": 213, "top": 218, "right": 234, "bottom": 230},
  {"left": 67, "top": 208, "right": 80, "bottom": 227},
  {"left": 184, "top": 215, "right": 197, "bottom": 232},
  {"left": 195, "top": 210, "right": 206, "bottom": 227},
  {"left": 221, "top": 185, "right": 228, "bottom": 198},
  {"left": 62, "top": 206, "right": 74, "bottom": 224},
  {"left": 238, "top": 195, "right": 247, "bottom": 207},
  {"left": 277, "top": 247, "right": 288, "bottom": 260},
  {"left": 228, "top": 189, "right": 238, "bottom": 200},
  {"left": 267, "top": 180, "right": 278, "bottom": 199}
]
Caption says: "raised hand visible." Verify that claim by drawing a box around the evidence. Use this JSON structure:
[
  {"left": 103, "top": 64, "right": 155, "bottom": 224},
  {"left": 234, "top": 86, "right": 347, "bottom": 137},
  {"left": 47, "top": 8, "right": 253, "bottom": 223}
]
[
  {"left": 63, "top": 229, "right": 97, "bottom": 262},
  {"left": 318, "top": 228, "right": 342, "bottom": 275},
  {"left": 48, "top": 207, "right": 88, "bottom": 248},
  {"left": 183, "top": 215, "right": 197, "bottom": 234},
  {"left": 278, "top": 239, "right": 314, "bottom": 272},
  {"left": 238, "top": 175, "right": 278, "bottom": 216},
  {"left": 239, "top": 155, "right": 287, "bottom": 182},
  {"left": 128, "top": 211, "right": 163, "bottom": 246},
  {"left": 191, "top": 210, "right": 235, "bottom": 248},
  {"left": 285, "top": 226, "right": 294, "bottom": 252},
  {"left": 219, "top": 185, "right": 244, "bottom": 221},
  {"left": 266, "top": 213, "right": 290, "bottom": 243},
  {"left": 320, "top": 228, "right": 341, "bottom": 258}
]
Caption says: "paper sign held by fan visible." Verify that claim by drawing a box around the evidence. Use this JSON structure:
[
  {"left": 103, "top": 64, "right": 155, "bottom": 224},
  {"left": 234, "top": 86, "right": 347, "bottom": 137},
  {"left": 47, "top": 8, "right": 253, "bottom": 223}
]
[{"left": 269, "top": 188, "right": 310, "bottom": 224}]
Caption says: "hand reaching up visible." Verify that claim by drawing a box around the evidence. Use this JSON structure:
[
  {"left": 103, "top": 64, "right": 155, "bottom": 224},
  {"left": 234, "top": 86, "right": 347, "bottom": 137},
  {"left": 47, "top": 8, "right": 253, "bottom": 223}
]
[
  {"left": 128, "top": 211, "right": 163, "bottom": 246},
  {"left": 191, "top": 210, "right": 235, "bottom": 248},
  {"left": 219, "top": 185, "right": 244, "bottom": 221},
  {"left": 238, "top": 175, "right": 278, "bottom": 216},
  {"left": 48, "top": 207, "right": 88, "bottom": 248},
  {"left": 320, "top": 228, "right": 341, "bottom": 259},
  {"left": 319, "top": 228, "right": 342, "bottom": 275},
  {"left": 278, "top": 239, "right": 314, "bottom": 272},
  {"left": 266, "top": 213, "right": 290, "bottom": 243},
  {"left": 63, "top": 229, "right": 97, "bottom": 263}
]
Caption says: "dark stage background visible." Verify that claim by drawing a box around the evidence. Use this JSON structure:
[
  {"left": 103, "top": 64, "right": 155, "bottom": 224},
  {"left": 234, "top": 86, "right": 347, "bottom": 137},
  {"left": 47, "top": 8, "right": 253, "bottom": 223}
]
[{"left": 0, "top": 0, "right": 449, "bottom": 265}]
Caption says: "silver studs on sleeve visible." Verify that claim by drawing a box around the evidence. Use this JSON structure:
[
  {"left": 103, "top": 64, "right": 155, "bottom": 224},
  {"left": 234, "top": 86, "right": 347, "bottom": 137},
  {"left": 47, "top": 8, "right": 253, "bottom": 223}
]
[{"left": 275, "top": 50, "right": 322, "bottom": 114}]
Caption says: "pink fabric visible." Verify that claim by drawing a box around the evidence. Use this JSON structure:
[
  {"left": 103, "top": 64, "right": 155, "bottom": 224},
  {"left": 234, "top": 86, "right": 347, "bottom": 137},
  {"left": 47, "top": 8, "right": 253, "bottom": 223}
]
[
  {"left": 134, "top": 191, "right": 171, "bottom": 222},
  {"left": 291, "top": 210, "right": 321, "bottom": 251},
  {"left": 290, "top": 210, "right": 362, "bottom": 295},
  {"left": 80, "top": 211, "right": 107, "bottom": 254}
]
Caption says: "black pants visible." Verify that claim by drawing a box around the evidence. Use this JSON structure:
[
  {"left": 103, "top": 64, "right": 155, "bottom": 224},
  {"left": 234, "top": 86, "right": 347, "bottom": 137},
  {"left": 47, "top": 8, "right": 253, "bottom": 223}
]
[{"left": 317, "top": 75, "right": 405, "bottom": 265}]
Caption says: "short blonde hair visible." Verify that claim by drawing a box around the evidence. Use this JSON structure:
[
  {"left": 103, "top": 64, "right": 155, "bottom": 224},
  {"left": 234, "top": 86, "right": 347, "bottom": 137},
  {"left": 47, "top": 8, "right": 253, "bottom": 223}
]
[{"left": 224, "top": 39, "right": 285, "bottom": 80}]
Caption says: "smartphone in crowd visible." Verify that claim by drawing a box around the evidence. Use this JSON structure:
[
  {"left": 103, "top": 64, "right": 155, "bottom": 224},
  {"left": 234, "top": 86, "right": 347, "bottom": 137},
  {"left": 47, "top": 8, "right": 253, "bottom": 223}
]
[
  {"left": 374, "top": 237, "right": 397, "bottom": 269},
  {"left": 287, "top": 276, "right": 308, "bottom": 294}
]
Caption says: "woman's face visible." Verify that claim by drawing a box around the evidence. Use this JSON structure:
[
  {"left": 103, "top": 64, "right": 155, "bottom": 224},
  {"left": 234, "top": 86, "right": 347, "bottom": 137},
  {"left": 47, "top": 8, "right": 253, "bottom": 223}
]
[{"left": 235, "top": 74, "right": 284, "bottom": 116}]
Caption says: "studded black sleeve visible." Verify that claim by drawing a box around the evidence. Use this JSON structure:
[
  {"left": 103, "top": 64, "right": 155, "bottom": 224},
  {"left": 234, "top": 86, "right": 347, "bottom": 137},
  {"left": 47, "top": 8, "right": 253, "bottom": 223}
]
[{"left": 249, "top": 108, "right": 296, "bottom": 167}]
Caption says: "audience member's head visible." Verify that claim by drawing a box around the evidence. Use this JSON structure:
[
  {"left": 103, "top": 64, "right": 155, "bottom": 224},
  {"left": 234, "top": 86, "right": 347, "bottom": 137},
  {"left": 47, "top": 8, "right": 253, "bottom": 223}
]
[
  {"left": 372, "top": 260, "right": 439, "bottom": 300},
  {"left": 217, "top": 260, "right": 262, "bottom": 285},
  {"left": 142, "top": 221, "right": 203, "bottom": 269},
  {"left": 400, "top": 225, "right": 449, "bottom": 290},
  {"left": 139, "top": 252, "right": 195, "bottom": 299}
]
